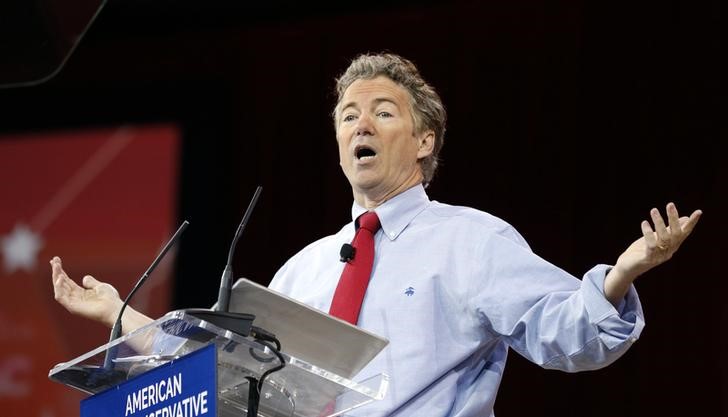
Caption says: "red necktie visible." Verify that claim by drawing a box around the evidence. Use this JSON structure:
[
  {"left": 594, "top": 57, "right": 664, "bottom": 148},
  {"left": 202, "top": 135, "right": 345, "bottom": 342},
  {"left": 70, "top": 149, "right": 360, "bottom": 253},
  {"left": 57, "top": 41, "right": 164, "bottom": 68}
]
[{"left": 329, "top": 211, "right": 381, "bottom": 325}]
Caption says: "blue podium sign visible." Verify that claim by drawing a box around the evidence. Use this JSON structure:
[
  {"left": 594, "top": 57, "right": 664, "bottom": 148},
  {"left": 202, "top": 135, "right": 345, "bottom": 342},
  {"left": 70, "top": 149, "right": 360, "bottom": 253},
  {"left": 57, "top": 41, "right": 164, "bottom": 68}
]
[{"left": 81, "top": 344, "right": 217, "bottom": 417}]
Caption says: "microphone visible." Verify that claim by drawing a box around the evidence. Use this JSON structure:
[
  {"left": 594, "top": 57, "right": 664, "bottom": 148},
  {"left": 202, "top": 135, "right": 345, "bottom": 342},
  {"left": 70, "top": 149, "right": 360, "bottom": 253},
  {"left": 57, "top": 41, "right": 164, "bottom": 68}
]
[
  {"left": 103, "top": 220, "right": 190, "bottom": 369},
  {"left": 184, "top": 185, "right": 285, "bottom": 417},
  {"left": 185, "top": 186, "right": 262, "bottom": 337},
  {"left": 217, "top": 185, "right": 262, "bottom": 313},
  {"left": 340, "top": 243, "right": 355, "bottom": 262}
]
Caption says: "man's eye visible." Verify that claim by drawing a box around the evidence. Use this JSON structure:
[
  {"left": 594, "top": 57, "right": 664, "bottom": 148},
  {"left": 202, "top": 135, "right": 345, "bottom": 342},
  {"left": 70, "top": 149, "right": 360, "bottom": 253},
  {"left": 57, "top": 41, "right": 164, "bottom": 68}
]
[{"left": 343, "top": 114, "right": 357, "bottom": 122}]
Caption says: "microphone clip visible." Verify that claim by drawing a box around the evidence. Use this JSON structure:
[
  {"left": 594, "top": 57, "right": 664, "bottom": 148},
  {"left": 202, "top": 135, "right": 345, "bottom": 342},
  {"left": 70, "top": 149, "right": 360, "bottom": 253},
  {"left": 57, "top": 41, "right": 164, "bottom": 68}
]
[{"left": 340, "top": 243, "right": 355, "bottom": 263}]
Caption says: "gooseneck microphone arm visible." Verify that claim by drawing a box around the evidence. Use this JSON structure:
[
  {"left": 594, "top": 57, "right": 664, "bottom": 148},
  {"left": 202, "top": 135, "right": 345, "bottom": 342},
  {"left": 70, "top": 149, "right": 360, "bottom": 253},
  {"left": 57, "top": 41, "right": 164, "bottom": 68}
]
[
  {"left": 184, "top": 186, "right": 285, "bottom": 417},
  {"left": 185, "top": 185, "right": 263, "bottom": 336},
  {"left": 103, "top": 220, "right": 190, "bottom": 369},
  {"left": 215, "top": 185, "right": 262, "bottom": 313}
]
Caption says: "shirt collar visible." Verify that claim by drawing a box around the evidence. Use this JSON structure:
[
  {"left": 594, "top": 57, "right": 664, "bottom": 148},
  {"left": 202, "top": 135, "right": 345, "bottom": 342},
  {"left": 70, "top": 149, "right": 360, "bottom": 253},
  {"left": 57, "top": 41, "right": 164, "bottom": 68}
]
[{"left": 351, "top": 184, "right": 430, "bottom": 241}]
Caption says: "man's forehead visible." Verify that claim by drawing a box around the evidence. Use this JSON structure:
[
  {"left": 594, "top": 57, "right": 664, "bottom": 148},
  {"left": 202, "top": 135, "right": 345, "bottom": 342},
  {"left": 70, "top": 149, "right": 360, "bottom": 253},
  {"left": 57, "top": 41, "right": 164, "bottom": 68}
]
[{"left": 341, "top": 76, "right": 409, "bottom": 105}]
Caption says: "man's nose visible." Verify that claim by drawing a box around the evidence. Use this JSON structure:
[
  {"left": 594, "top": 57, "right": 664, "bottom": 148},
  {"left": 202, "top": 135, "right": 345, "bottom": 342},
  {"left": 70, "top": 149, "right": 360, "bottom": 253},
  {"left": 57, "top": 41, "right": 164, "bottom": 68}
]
[{"left": 355, "top": 113, "right": 374, "bottom": 136}]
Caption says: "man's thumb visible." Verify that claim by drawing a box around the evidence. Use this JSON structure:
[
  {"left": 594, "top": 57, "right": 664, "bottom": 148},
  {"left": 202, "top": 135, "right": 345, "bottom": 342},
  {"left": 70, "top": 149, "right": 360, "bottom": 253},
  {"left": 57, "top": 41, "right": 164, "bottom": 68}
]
[{"left": 82, "top": 275, "right": 102, "bottom": 288}]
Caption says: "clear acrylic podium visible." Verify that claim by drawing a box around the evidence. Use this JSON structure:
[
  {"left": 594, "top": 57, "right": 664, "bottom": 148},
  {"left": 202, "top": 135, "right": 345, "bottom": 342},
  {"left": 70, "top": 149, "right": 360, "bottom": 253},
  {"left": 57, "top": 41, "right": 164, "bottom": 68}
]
[{"left": 49, "top": 310, "right": 389, "bottom": 417}]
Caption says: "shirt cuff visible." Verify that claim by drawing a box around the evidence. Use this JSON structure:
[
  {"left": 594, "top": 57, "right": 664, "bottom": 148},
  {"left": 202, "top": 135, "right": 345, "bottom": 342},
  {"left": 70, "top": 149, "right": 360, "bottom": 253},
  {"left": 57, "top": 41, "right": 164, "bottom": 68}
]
[{"left": 582, "top": 264, "right": 645, "bottom": 350}]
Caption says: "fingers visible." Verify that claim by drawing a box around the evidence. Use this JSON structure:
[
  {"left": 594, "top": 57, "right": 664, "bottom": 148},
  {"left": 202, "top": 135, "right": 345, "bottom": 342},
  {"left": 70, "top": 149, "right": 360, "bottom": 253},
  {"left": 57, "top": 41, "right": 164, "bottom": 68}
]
[
  {"left": 50, "top": 256, "right": 66, "bottom": 285},
  {"left": 650, "top": 207, "right": 669, "bottom": 247},
  {"left": 50, "top": 257, "right": 101, "bottom": 289},
  {"left": 666, "top": 203, "right": 681, "bottom": 235},
  {"left": 680, "top": 209, "right": 702, "bottom": 238},
  {"left": 644, "top": 203, "right": 702, "bottom": 252},
  {"left": 50, "top": 256, "right": 73, "bottom": 297},
  {"left": 641, "top": 220, "right": 657, "bottom": 249},
  {"left": 50, "top": 257, "right": 117, "bottom": 301},
  {"left": 664, "top": 203, "right": 702, "bottom": 243},
  {"left": 50, "top": 256, "right": 73, "bottom": 301}
]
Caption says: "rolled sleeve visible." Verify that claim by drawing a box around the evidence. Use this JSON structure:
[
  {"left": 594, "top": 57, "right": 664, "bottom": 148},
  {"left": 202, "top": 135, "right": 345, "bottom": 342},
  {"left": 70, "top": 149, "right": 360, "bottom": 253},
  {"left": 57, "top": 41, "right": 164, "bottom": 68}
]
[{"left": 581, "top": 264, "right": 645, "bottom": 350}]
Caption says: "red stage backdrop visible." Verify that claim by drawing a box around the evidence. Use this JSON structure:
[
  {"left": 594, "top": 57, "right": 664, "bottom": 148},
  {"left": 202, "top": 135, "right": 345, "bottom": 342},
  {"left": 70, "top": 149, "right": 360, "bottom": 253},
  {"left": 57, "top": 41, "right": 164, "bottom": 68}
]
[{"left": 0, "top": 124, "right": 180, "bottom": 417}]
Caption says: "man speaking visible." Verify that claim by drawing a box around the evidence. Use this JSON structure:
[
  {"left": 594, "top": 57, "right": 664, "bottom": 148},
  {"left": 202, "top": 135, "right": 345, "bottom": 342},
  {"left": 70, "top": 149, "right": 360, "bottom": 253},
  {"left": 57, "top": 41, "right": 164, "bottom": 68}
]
[{"left": 51, "top": 53, "right": 702, "bottom": 417}]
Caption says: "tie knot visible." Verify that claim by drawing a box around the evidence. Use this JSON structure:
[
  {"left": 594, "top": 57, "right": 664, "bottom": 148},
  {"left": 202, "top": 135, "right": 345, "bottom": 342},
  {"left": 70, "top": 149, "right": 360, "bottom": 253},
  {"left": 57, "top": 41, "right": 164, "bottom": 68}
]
[{"left": 358, "top": 211, "right": 381, "bottom": 233}]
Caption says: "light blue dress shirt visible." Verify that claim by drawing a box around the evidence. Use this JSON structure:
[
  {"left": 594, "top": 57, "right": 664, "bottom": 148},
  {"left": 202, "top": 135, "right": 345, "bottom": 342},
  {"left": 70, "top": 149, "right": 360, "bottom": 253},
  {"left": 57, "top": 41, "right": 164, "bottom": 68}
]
[{"left": 269, "top": 184, "right": 644, "bottom": 417}]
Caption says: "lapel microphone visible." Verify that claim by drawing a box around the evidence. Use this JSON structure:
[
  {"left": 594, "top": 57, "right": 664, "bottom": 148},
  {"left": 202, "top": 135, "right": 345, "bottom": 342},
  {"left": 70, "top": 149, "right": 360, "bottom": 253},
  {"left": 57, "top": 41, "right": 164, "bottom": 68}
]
[{"left": 339, "top": 243, "right": 355, "bottom": 262}]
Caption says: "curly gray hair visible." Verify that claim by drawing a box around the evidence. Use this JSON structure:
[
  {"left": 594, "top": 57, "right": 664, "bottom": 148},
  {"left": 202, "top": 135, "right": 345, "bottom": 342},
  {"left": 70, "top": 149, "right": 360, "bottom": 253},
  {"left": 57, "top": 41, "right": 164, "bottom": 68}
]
[{"left": 333, "top": 53, "right": 447, "bottom": 186}]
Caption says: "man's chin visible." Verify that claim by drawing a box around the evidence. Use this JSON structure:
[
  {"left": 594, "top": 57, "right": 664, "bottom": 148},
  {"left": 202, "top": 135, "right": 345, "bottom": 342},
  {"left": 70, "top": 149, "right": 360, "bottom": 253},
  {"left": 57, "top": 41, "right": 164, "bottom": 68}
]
[
  {"left": 346, "top": 171, "right": 382, "bottom": 188},
  {"left": 350, "top": 178, "right": 389, "bottom": 198},
  {"left": 351, "top": 181, "right": 380, "bottom": 193}
]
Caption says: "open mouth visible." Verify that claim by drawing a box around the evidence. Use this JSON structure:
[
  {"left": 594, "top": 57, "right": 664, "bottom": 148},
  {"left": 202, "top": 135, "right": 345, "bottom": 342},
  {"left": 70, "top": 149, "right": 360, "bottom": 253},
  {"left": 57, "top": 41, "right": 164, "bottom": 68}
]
[{"left": 355, "top": 145, "right": 377, "bottom": 161}]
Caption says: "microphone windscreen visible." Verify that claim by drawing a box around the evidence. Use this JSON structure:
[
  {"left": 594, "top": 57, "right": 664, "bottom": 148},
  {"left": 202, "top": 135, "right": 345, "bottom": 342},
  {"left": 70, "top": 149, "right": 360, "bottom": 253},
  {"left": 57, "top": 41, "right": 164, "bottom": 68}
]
[{"left": 339, "top": 243, "right": 355, "bottom": 262}]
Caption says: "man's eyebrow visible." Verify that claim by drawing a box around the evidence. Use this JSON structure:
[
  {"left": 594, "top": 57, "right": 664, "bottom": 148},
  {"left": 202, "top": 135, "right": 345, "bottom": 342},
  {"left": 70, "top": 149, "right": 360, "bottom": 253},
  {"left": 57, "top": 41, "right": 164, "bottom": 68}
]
[
  {"left": 372, "top": 97, "right": 399, "bottom": 107},
  {"left": 340, "top": 97, "right": 399, "bottom": 113},
  {"left": 340, "top": 101, "right": 357, "bottom": 113}
]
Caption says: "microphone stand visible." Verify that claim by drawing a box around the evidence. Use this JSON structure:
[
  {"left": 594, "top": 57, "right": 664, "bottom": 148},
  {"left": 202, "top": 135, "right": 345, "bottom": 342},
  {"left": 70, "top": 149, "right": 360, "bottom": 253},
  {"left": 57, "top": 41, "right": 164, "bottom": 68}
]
[
  {"left": 104, "top": 220, "right": 190, "bottom": 370},
  {"left": 185, "top": 186, "right": 262, "bottom": 336},
  {"left": 185, "top": 186, "right": 283, "bottom": 417}
]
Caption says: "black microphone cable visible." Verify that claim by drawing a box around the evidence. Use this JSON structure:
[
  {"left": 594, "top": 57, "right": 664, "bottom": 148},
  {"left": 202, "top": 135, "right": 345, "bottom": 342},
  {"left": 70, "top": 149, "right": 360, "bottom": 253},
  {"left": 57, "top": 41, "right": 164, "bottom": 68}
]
[{"left": 242, "top": 326, "right": 284, "bottom": 417}]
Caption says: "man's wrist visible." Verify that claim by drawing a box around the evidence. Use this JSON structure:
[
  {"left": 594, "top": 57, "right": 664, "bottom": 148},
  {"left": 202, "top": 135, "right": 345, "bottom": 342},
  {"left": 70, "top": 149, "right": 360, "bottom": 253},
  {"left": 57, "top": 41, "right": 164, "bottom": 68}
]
[
  {"left": 604, "top": 266, "right": 635, "bottom": 307},
  {"left": 104, "top": 299, "right": 124, "bottom": 329}
]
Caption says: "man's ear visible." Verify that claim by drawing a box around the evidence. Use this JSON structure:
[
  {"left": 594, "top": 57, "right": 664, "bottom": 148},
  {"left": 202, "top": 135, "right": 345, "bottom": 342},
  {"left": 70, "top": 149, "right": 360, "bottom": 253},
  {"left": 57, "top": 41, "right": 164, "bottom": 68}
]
[{"left": 416, "top": 130, "right": 435, "bottom": 160}]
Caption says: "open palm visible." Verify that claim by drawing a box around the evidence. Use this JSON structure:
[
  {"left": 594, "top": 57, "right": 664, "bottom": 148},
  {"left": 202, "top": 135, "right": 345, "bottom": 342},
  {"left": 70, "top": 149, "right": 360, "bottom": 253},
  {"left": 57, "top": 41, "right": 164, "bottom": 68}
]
[{"left": 50, "top": 256, "right": 122, "bottom": 327}]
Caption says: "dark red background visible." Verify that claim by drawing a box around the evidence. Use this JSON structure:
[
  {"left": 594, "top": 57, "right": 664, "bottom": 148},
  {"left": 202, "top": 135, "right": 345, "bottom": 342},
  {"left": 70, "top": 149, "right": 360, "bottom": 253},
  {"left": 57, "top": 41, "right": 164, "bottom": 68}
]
[{"left": 0, "top": 126, "right": 180, "bottom": 416}]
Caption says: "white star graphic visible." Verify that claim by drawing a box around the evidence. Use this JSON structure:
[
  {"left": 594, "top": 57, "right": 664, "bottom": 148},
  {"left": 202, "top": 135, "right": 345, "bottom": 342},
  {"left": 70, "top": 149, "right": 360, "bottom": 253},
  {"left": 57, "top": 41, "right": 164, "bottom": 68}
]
[{"left": 1, "top": 223, "right": 44, "bottom": 274}]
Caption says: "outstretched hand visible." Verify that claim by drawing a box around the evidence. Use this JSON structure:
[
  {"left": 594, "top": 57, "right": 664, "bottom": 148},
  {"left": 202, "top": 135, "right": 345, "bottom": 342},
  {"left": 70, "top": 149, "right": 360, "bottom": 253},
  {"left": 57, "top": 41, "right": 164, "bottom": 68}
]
[
  {"left": 604, "top": 202, "right": 702, "bottom": 305},
  {"left": 50, "top": 256, "right": 122, "bottom": 328},
  {"left": 616, "top": 202, "right": 701, "bottom": 278}
]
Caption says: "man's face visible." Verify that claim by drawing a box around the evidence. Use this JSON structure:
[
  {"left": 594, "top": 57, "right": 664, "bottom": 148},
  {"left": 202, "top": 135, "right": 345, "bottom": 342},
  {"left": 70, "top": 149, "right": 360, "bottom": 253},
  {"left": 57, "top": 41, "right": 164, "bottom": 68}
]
[{"left": 336, "top": 76, "right": 433, "bottom": 202}]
